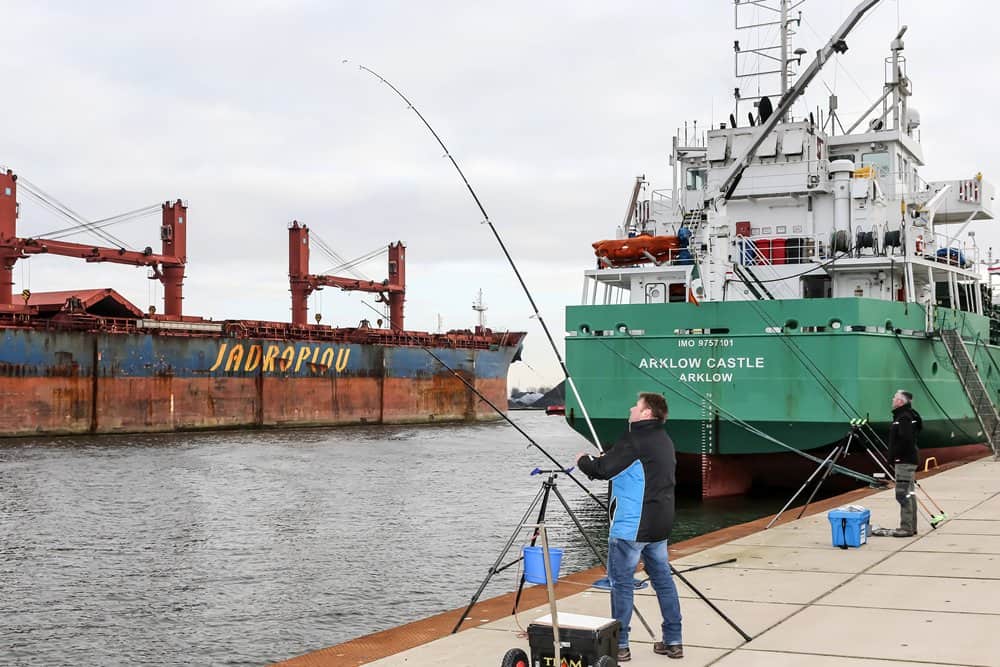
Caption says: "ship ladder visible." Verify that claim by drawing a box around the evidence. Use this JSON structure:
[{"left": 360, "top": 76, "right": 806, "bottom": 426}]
[
  {"left": 938, "top": 329, "right": 1000, "bottom": 459},
  {"left": 681, "top": 209, "right": 707, "bottom": 236}
]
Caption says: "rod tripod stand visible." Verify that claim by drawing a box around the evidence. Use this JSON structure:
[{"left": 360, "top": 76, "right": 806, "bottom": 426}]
[
  {"left": 767, "top": 419, "right": 946, "bottom": 531},
  {"left": 450, "top": 468, "right": 656, "bottom": 638},
  {"left": 767, "top": 423, "right": 865, "bottom": 529}
]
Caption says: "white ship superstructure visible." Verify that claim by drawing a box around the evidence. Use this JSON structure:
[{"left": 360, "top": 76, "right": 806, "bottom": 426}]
[{"left": 584, "top": 0, "right": 995, "bottom": 326}]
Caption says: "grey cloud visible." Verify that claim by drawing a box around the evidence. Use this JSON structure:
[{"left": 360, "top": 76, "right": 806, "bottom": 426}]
[{"left": 4, "top": 0, "right": 999, "bottom": 388}]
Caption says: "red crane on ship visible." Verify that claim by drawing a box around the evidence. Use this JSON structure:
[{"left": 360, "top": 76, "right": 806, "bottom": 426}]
[
  {"left": 0, "top": 169, "right": 188, "bottom": 317},
  {"left": 287, "top": 221, "right": 405, "bottom": 329}
]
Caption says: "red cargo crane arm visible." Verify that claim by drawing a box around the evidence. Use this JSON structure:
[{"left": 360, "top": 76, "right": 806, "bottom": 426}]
[
  {"left": 288, "top": 221, "right": 405, "bottom": 329},
  {"left": 15, "top": 237, "right": 181, "bottom": 271},
  {"left": 1, "top": 168, "right": 189, "bottom": 316},
  {"left": 307, "top": 274, "right": 403, "bottom": 295}
]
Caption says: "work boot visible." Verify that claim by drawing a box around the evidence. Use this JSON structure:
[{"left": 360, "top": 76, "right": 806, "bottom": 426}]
[
  {"left": 653, "top": 642, "right": 684, "bottom": 658},
  {"left": 891, "top": 528, "right": 916, "bottom": 537},
  {"left": 617, "top": 646, "right": 631, "bottom": 662}
]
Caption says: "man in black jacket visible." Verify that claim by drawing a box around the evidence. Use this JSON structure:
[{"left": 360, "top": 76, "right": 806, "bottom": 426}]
[
  {"left": 576, "top": 392, "right": 683, "bottom": 661},
  {"left": 888, "top": 389, "right": 922, "bottom": 537}
]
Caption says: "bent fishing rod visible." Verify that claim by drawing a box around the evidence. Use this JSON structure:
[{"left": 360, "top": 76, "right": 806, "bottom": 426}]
[
  {"left": 351, "top": 62, "right": 605, "bottom": 453},
  {"left": 352, "top": 76, "right": 753, "bottom": 643}
]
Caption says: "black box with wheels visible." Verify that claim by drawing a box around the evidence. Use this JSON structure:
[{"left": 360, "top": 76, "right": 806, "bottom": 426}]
[{"left": 525, "top": 613, "right": 619, "bottom": 667}]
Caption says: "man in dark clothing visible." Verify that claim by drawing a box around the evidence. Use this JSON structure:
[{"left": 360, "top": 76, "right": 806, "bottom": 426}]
[
  {"left": 576, "top": 392, "right": 683, "bottom": 661},
  {"left": 888, "top": 389, "right": 922, "bottom": 536}
]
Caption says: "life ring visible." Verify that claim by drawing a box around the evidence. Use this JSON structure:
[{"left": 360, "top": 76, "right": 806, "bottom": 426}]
[{"left": 915, "top": 235, "right": 924, "bottom": 254}]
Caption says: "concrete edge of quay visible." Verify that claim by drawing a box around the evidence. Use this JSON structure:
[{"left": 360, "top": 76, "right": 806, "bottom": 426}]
[{"left": 273, "top": 448, "right": 994, "bottom": 667}]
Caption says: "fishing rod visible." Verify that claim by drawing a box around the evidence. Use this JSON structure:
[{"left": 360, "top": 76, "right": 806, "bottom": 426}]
[
  {"left": 350, "top": 62, "right": 605, "bottom": 453},
  {"left": 350, "top": 79, "right": 753, "bottom": 641},
  {"left": 356, "top": 300, "right": 607, "bottom": 510}
]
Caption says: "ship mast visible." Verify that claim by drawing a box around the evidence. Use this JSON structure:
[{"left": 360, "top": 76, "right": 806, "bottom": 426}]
[
  {"left": 733, "top": 0, "right": 805, "bottom": 125},
  {"left": 472, "top": 289, "right": 487, "bottom": 328},
  {"left": 779, "top": 0, "right": 789, "bottom": 115},
  {"left": 720, "top": 0, "right": 883, "bottom": 201}
]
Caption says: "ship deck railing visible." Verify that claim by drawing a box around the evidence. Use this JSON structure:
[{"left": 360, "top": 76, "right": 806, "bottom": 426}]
[{"left": 0, "top": 312, "right": 522, "bottom": 350}]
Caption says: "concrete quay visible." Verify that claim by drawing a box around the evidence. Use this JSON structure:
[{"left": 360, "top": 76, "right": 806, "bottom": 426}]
[{"left": 278, "top": 455, "right": 999, "bottom": 666}]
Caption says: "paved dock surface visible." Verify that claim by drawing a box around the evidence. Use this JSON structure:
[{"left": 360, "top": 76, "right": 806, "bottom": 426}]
[{"left": 278, "top": 456, "right": 998, "bottom": 666}]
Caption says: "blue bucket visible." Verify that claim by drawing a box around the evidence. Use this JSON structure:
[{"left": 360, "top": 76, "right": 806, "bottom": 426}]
[{"left": 522, "top": 545, "right": 564, "bottom": 584}]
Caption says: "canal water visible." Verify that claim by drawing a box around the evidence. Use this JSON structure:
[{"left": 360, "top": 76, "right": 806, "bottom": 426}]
[{"left": 1, "top": 412, "right": 786, "bottom": 666}]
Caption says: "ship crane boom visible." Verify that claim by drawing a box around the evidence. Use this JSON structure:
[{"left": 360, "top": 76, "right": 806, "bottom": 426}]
[{"left": 17, "top": 237, "right": 179, "bottom": 267}]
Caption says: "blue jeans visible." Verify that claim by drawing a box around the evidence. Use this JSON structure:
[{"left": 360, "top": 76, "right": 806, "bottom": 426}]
[{"left": 608, "top": 537, "right": 682, "bottom": 648}]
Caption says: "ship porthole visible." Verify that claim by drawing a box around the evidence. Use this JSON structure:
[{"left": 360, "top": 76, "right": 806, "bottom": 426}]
[
  {"left": 616, "top": 323, "right": 629, "bottom": 335},
  {"left": 579, "top": 324, "right": 591, "bottom": 335},
  {"left": 931, "top": 361, "right": 938, "bottom": 375},
  {"left": 885, "top": 320, "right": 893, "bottom": 330},
  {"left": 829, "top": 319, "right": 842, "bottom": 330},
  {"left": 784, "top": 319, "right": 799, "bottom": 330}
]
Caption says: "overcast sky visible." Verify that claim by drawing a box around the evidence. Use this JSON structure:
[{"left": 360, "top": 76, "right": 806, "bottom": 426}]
[{"left": 4, "top": 0, "right": 998, "bottom": 388}]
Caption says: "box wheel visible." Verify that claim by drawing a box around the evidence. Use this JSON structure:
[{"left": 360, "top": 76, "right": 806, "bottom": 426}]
[{"left": 500, "top": 647, "right": 528, "bottom": 667}]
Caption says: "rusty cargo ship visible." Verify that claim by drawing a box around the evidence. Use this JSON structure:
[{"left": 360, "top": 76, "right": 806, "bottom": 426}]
[{"left": 0, "top": 169, "right": 524, "bottom": 437}]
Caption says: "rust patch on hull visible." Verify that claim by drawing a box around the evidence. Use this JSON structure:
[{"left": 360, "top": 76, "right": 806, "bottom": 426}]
[{"left": 0, "top": 374, "right": 512, "bottom": 436}]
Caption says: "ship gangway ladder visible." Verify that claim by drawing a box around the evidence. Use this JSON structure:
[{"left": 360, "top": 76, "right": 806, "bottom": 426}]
[
  {"left": 938, "top": 329, "right": 1000, "bottom": 460},
  {"left": 680, "top": 209, "right": 707, "bottom": 236}
]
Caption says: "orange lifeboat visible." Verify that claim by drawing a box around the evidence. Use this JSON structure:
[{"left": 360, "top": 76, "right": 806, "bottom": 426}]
[{"left": 593, "top": 234, "right": 680, "bottom": 267}]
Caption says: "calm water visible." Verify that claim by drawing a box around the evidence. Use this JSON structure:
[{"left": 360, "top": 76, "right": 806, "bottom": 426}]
[{"left": 1, "top": 412, "right": 782, "bottom": 666}]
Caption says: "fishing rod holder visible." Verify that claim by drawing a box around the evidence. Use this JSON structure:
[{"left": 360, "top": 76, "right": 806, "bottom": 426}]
[
  {"left": 530, "top": 466, "right": 576, "bottom": 477},
  {"left": 450, "top": 469, "right": 657, "bottom": 639},
  {"left": 766, "top": 422, "right": 870, "bottom": 529}
]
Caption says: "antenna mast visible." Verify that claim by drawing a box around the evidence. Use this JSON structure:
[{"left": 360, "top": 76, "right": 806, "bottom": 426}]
[
  {"left": 733, "top": 0, "right": 805, "bottom": 123},
  {"left": 472, "top": 289, "right": 487, "bottom": 328}
]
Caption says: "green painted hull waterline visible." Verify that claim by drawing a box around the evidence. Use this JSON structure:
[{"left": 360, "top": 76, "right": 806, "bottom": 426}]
[{"left": 564, "top": 298, "right": 996, "bottom": 456}]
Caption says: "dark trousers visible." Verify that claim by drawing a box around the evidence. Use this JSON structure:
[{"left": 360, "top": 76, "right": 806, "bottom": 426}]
[{"left": 895, "top": 463, "right": 918, "bottom": 534}]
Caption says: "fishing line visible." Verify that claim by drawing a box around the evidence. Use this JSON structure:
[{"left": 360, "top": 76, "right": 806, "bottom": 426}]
[
  {"left": 600, "top": 334, "right": 879, "bottom": 485},
  {"left": 356, "top": 300, "right": 608, "bottom": 510},
  {"left": 892, "top": 330, "right": 975, "bottom": 441},
  {"left": 728, "top": 285, "right": 895, "bottom": 453},
  {"left": 350, "top": 61, "right": 605, "bottom": 452},
  {"left": 735, "top": 292, "right": 871, "bottom": 424}
]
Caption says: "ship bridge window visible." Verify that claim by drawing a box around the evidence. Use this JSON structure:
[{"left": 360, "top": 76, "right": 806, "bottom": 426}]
[
  {"left": 861, "top": 151, "right": 890, "bottom": 180},
  {"left": 685, "top": 169, "right": 706, "bottom": 191},
  {"left": 897, "top": 154, "right": 908, "bottom": 183},
  {"left": 669, "top": 283, "right": 687, "bottom": 302}
]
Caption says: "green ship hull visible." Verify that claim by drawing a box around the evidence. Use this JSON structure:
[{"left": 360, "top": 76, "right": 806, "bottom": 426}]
[{"left": 565, "top": 298, "right": 996, "bottom": 458}]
